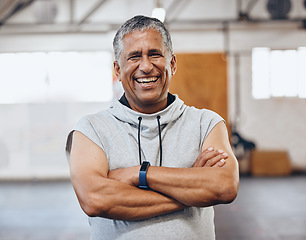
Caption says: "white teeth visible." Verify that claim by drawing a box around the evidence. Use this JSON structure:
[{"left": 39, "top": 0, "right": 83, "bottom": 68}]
[{"left": 136, "top": 77, "right": 158, "bottom": 83}]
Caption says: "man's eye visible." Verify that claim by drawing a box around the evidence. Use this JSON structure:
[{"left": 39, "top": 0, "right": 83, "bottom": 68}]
[
  {"left": 129, "top": 55, "right": 141, "bottom": 60},
  {"left": 150, "top": 53, "right": 162, "bottom": 58}
]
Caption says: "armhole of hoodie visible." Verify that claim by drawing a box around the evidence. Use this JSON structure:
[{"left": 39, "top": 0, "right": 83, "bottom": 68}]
[
  {"left": 71, "top": 117, "right": 106, "bottom": 154},
  {"left": 200, "top": 110, "right": 225, "bottom": 147}
]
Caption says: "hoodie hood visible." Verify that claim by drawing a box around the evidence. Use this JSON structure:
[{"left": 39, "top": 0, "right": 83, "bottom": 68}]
[{"left": 107, "top": 94, "right": 186, "bottom": 139}]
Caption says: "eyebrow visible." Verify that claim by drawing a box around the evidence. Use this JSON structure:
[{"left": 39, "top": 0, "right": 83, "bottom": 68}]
[
  {"left": 127, "top": 49, "right": 163, "bottom": 58},
  {"left": 127, "top": 51, "right": 142, "bottom": 58},
  {"left": 148, "top": 49, "right": 162, "bottom": 54}
]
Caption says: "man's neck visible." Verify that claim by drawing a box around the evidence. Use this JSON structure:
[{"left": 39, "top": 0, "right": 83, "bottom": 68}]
[{"left": 119, "top": 93, "right": 175, "bottom": 113}]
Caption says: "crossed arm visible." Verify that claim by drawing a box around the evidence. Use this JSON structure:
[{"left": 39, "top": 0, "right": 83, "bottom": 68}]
[{"left": 69, "top": 121, "right": 239, "bottom": 221}]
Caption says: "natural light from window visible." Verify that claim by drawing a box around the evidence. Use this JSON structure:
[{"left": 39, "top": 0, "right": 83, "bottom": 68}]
[
  {"left": 0, "top": 51, "right": 113, "bottom": 104},
  {"left": 252, "top": 47, "right": 306, "bottom": 99},
  {"left": 298, "top": 47, "right": 306, "bottom": 98}
]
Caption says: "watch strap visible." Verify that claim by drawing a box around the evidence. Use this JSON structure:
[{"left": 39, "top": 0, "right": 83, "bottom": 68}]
[{"left": 139, "top": 161, "right": 150, "bottom": 189}]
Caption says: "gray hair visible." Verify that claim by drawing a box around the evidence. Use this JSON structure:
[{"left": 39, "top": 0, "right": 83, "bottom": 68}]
[{"left": 113, "top": 15, "right": 173, "bottom": 62}]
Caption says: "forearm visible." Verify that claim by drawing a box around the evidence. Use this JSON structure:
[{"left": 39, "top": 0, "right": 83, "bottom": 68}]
[
  {"left": 108, "top": 146, "right": 238, "bottom": 209},
  {"left": 77, "top": 177, "right": 186, "bottom": 221},
  {"left": 146, "top": 164, "right": 238, "bottom": 207}
]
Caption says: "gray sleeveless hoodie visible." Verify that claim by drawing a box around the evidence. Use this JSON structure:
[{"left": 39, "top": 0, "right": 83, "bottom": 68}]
[{"left": 73, "top": 94, "right": 223, "bottom": 240}]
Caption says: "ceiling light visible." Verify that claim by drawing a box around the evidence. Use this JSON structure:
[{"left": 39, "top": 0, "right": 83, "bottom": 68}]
[
  {"left": 152, "top": 7, "right": 166, "bottom": 22},
  {"left": 152, "top": 0, "right": 166, "bottom": 22}
]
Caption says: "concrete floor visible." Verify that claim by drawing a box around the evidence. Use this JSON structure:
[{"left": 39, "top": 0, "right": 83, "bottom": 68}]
[
  {"left": 214, "top": 174, "right": 306, "bottom": 240},
  {"left": 0, "top": 181, "right": 90, "bottom": 240},
  {"left": 0, "top": 175, "right": 305, "bottom": 240}
]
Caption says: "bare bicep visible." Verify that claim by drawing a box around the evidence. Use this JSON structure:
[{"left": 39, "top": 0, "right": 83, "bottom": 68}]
[
  {"left": 202, "top": 121, "right": 238, "bottom": 168},
  {"left": 69, "top": 131, "right": 109, "bottom": 194}
]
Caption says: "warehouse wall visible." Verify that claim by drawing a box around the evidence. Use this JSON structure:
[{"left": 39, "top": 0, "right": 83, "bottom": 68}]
[
  {"left": 173, "top": 27, "right": 306, "bottom": 171},
  {"left": 0, "top": 0, "right": 306, "bottom": 179}
]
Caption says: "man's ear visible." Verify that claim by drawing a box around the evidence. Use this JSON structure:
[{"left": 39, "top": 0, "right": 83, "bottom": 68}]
[
  {"left": 113, "top": 61, "right": 121, "bottom": 81},
  {"left": 170, "top": 54, "right": 177, "bottom": 76}
]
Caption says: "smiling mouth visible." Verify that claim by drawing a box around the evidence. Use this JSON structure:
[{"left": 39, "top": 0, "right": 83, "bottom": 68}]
[{"left": 135, "top": 77, "right": 158, "bottom": 83}]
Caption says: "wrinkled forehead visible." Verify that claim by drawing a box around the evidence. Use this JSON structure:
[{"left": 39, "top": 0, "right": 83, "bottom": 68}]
[{"left": 121, "top": 29, "right": 169, "bottom": 55}]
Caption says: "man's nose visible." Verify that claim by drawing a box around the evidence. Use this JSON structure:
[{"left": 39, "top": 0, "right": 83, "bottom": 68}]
[{"left": 139, "top": 56, "right": 153, "bottom": 73}]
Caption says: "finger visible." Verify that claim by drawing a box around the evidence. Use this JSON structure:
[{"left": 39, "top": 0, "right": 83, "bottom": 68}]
[
  {"left": 194, "top": 148, "right": 228, "bottom": 167},
  {"left": 194, "top": 150, "right": 220, "bottom": 167},
  {"left": 215, "top": 159, "right": 226, "bottom": 167},
  {"left": 193, "top": 147, "right": 216, "bottom": 167},
  {"left": 204, "top": 151, "right": 228, "bottom": 167}
]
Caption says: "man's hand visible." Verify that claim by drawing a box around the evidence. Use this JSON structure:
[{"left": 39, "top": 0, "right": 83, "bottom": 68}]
[
  {"left": 108, "top": 165, "right": 140, "bottom": 186},
  {"left": 193, "top": 147, "right": 228, "bottom": 168}
]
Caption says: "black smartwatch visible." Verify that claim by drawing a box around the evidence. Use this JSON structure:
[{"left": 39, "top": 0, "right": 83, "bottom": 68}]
[{"left": 139, "top": 161, "right": 150, "bottom": 189}]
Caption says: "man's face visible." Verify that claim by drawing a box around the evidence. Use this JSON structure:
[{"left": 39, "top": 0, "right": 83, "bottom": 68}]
[{"left": 114, "top": 28, "right": 177, "bottom": 113}]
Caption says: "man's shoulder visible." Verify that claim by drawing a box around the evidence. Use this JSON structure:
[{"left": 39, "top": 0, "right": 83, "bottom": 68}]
[
  {"left": 73, "top": 108, "right": 115, "bottom": 134},
  {"left": 184, "top": 105, "right": 220, "bottom": 117},
  {"left": 81, "top": 108, "right": 113, "bottom": 122}
]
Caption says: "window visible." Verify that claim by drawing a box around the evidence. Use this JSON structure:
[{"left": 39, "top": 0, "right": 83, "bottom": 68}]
[
  {"left": 0, "top": 51, "right": 113, "bottom": 103},
  {"left": 252, "top": 47, "right": 306, "bottom": 99}
]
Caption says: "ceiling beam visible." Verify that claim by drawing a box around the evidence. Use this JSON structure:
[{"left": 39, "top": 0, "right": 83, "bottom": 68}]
[
  {"left": 0, "top": 0, "right": 35, "bottom": 26},
  {"left": 77, "top": 0, "right": 109, "bottom": 25},
  {"left": 69, "top": 0, "right": 75, "bottom": 24},
  {"left": 0, "top": 0, "right": 19, "bottom": 24},
  {"left": 165, "top": 0, "right": 190, "bottom": 24},
  {"left": 1, "top": 17, "right": 304, "bottom": 35},
  {"left": 238, "top": 0, "right": 259, "bottom": 21}
]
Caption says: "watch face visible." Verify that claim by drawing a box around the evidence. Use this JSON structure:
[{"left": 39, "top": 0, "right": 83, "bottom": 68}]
[{"left": 140, "top": 161, "right": 150, "bottom": 171}]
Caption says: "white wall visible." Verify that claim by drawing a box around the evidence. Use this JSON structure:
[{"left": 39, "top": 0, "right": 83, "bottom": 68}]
[
  {"left": 172, "top": 26, "right": 306, "bottom": 171},
  {"left": 0, "top": 33, "right": 115, "bottom": 180},
  {"left": 0, "top": 102, "right": 111, "bottom": 179},
  {"left": 0, "top": 0, "right": 306, "bottom": 180},
  {"left": 229, "top": 27, "right": 306, "bottom": 171}
]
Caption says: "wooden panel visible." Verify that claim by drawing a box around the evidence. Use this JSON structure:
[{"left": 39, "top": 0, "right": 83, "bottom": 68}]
[
  {"left": 251, "top": 151, "right": 291, "bottom": 176},
  {"left": 170, "top": 53, "right": 228, "bottom": 123}
]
